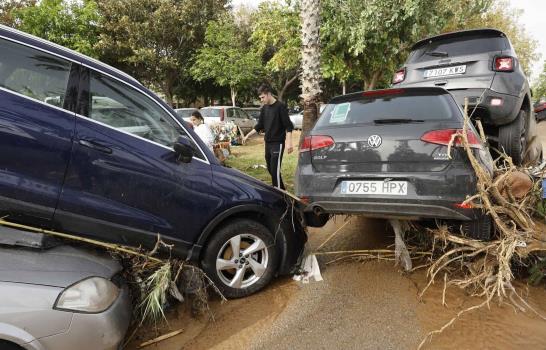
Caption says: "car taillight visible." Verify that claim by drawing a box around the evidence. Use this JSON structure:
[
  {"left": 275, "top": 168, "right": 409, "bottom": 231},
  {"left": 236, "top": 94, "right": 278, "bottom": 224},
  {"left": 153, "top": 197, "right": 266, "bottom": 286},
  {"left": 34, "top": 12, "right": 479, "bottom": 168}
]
[
  {"left": 300, "top": 135, "right": 334, "bottom": 153},
  {"left": 421, "top": 129, "right": 482, "bottom": 149},
  {"left": 392, "top": 68, "right": 406, "bottom": 84},
  {"left": 220, "top": 109, "right": 225, "bottom": 121},
  {"left": 494, "top": 56, "right": 514, "bottom": 72}
]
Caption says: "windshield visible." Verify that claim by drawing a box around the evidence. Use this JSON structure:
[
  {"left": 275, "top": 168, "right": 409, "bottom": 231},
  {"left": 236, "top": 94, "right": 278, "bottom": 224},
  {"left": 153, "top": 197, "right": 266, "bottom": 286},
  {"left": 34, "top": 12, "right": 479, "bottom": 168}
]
[
  {"left": 315, "top": 91, "right": 459, "bottom": 129},
  {"left": 408, "top": 35, "right": 507, "bottom": 63}
]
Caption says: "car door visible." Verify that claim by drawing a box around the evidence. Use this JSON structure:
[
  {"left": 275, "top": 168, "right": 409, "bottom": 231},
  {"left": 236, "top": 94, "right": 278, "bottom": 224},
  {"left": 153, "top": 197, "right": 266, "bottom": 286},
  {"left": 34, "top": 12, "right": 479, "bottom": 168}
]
[
  {"left": 0, "top": 37, "right": 76, "bottom": 226},
  {"left": 54, "top": 68, "right": 217, "bottom": 255}
]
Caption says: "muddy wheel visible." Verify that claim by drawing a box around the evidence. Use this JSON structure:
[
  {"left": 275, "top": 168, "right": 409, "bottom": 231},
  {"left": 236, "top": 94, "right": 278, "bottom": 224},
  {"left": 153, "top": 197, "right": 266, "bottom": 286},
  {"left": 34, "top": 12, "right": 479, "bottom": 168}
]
[
  {"left": 498, "top": 110, "right": 526, "bottom": 165},
  {"left": 201, "top": 219, "right": 278, "bottom": 298}
]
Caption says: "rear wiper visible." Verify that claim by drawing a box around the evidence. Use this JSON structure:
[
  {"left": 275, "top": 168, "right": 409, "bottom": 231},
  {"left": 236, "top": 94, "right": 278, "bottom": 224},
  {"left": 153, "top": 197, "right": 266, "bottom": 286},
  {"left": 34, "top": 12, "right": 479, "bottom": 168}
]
[
  {"left": 425, "top": 51, "right": 448, "bottom": 57},
  {"left": 374, "top": 118, "right": 424, "bottom": 124}
]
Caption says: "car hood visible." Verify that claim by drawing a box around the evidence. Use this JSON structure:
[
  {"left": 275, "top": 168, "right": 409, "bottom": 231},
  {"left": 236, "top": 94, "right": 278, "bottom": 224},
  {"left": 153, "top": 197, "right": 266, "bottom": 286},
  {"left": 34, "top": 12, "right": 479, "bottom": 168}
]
[{"left": 0, "top": 245, "right": 122, "bottom": 288}]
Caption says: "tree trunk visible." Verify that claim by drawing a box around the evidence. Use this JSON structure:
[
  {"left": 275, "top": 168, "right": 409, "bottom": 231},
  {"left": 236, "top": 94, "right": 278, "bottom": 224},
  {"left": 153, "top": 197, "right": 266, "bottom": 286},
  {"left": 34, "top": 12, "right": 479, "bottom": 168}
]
[
  {"left": 230, "top": 86, "right": 237, "bottom": 107},
  {"left": 367, "top": 71, "right": 381, "bottom": 90},
  {"left": 342, "top": 80, "right": 346, "bottom": 95},
  {"left": 300, "top": 0, "right": 322, "bottom": 145},
  {"left": 278, "top": 73, "right": 300, "bottom": 102}
]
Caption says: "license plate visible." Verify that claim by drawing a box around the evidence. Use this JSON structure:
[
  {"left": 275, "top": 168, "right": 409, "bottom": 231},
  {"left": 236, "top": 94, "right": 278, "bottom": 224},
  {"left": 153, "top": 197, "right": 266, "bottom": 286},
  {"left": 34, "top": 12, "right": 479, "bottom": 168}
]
[
  {"left": 424, "top": 65, "right": 466, "bottom": 78},
  {"left": 340, "top": 181, "right": 408, "bottom": 195}
]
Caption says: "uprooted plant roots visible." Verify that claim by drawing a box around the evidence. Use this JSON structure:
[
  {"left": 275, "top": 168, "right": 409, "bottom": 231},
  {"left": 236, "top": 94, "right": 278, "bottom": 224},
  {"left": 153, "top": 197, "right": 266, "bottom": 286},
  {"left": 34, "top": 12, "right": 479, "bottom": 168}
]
[{"left": 415, "top": 102, "right": 546, "bottom": 348}]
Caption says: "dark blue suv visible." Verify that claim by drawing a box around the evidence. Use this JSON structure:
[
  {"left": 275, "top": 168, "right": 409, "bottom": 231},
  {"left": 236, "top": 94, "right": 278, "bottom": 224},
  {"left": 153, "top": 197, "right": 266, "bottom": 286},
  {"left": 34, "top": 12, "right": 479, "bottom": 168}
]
[{"left": 0, "top": 25, "right": 307, "bottom": 298}]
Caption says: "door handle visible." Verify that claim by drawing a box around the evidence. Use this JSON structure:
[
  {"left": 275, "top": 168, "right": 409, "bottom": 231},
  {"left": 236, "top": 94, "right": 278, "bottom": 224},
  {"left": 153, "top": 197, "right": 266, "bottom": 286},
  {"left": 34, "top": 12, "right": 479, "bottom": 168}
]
[{"left": 78, "top": 139, "right": 113, "bottom": 154}]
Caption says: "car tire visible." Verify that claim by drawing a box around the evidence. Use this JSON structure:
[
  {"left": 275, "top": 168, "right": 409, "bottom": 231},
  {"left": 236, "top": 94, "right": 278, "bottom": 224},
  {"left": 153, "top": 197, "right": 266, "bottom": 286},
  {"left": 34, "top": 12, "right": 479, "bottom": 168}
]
[
  {"left": 0, "top": 340, "right": 24, "bottom": 350},
  {"left": 201, "top": 219, "right": 279, "bottom": 298},
  {"left": 498, "top": 110, "right": 526, "bottom": 165},
  {"left": 460, "top": 213, "right": 492, "bottom": 241}
]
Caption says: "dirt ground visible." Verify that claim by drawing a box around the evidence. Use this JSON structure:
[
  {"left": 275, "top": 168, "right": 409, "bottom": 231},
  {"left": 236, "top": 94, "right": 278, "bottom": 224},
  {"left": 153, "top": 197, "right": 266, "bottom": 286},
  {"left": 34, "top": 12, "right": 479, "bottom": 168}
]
[{"left": 128, "top": 122, "right": 546, "bottom": 350}]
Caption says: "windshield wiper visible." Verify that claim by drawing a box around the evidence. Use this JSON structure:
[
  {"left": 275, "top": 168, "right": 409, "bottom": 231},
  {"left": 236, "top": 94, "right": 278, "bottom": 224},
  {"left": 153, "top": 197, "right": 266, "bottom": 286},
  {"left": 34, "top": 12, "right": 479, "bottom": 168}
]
[
  {"left": 373, "top": 118, "right": 424, "bottom": 124},
  {"left": 425, "top": 51, "right": 448, "bottom": 57}
]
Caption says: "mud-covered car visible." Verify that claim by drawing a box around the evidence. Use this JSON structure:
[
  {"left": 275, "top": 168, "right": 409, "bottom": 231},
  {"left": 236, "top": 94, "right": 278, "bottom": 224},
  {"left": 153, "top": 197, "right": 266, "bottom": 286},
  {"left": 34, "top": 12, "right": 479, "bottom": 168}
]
[
  {"left": 392, "top": 28, "right": 540, "bottom": 165},
  {"left": 296, "top": 87, "right": 495, "bottom": 240}
]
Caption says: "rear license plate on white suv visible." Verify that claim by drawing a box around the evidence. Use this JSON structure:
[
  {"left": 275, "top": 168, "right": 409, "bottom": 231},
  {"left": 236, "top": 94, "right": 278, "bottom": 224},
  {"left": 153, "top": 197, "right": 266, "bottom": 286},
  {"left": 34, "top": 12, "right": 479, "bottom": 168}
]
[
  {"left": 340, "top": 181, "right": 408, "bottom": 195},
  {"left": 424, "top": 65, "right": 466, "bottom": 78}
]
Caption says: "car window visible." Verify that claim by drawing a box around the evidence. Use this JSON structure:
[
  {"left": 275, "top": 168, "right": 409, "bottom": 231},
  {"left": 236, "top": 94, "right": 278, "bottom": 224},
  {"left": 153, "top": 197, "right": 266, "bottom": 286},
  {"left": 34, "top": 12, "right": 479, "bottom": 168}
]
[
  {"left": 408, "top": 35, "right": 508, "bottom": 63},
  {"left": 226, "top": 108, "right": 236, "bottom": 118},
  {"left": 201, "top": 108, "right": 220, "bottom": 118},
  {"left": 0, "top": 38, "right": 71, "bottom": 109},
  {"left": 315, "top": 92, "right": 459, "bottom": 129},
  {"left": 175, "top": 109, "right": 195, "bottom": 118},
  {"left": 238, "top": 109, "right": 250, "bottom": 119},
  {"left": 88, "top": 71, "right": 206, "bottom": 160}
]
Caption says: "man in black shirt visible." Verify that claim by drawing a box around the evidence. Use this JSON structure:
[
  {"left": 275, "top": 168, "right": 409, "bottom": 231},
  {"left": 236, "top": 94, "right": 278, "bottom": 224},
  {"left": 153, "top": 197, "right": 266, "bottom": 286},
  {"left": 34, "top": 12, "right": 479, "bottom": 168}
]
[{"left": 243, "top": 84, "right": 294, "bottom": 190}]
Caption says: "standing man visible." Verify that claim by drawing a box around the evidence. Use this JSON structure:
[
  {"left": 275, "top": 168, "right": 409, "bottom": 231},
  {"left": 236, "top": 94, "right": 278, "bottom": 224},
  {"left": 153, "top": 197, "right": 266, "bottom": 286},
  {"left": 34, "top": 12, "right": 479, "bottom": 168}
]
[{"left": 243, "top": 84, "right": 293, "bottom": 190}]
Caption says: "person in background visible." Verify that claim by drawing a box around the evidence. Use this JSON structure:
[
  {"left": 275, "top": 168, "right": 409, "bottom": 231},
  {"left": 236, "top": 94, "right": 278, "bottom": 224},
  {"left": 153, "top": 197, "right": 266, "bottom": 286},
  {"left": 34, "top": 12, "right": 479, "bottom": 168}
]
[
  {"left": 190, "top": 111, "right": 214, "bottom": 152},
  {"left": 242, "top": 84, "right": 293, "bottom": 190}
]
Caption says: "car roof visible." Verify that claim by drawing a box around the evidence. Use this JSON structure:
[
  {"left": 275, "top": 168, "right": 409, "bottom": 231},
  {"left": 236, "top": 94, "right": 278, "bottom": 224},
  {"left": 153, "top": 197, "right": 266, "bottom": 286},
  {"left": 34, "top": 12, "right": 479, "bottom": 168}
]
[
  {"left": 328, "top": 87, "right": 450, "bottom": 104},
  {"left": 410, "top": 28, "right": 506, "bottom": 51},
  {"left": 0, "top": 24, "right": 140, "bottom": 85}
]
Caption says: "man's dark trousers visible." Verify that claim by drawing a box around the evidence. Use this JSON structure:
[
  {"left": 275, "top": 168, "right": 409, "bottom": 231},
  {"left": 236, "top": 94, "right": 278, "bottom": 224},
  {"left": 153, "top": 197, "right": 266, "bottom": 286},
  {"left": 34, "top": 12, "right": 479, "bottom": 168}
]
[{"left": 265, "top": 141, "right": 285, "bottom": 190}]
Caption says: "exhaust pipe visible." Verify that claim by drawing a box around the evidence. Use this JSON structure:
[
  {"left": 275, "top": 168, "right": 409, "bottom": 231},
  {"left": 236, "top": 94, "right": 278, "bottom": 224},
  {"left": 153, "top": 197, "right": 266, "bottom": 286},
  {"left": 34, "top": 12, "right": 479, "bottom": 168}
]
[{"left": 312, "top": 205, "right": 324, "bottom": 216}]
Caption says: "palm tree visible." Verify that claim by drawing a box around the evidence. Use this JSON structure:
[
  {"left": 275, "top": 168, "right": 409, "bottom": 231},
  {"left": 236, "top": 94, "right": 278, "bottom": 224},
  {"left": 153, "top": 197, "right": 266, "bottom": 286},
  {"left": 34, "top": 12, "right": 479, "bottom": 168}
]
[{"left": 300, "top": 0, "right": 322, "bottom": 142}]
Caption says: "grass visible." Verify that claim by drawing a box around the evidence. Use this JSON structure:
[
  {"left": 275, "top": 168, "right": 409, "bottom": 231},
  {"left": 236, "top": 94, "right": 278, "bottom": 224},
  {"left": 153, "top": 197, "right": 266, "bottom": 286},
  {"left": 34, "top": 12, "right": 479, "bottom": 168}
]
[{"left": 224, "top": 131, "right": 300, "bottom": 193}]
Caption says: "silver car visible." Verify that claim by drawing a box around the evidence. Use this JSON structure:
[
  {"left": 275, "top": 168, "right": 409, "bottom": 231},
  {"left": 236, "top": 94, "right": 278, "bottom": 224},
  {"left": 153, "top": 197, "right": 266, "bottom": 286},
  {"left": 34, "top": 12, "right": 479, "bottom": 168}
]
[{"left": 0, "top": 244, "right": 131, "bottom": 350}]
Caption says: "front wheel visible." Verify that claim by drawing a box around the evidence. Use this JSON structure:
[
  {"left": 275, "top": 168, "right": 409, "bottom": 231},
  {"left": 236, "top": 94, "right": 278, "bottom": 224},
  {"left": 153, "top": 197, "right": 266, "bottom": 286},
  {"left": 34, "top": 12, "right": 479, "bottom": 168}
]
[{"left": 201, "top": 219, "right": 279, "bottom": 298}]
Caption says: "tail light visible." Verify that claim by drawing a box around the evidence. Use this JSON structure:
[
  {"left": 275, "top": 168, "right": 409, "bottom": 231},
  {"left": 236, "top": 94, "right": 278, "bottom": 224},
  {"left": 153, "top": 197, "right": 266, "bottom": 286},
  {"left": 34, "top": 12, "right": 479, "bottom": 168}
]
[
  {"left": 494, "top": 56, "right": 514, "bottom": 72},
  {"left": 220, "top": 109, "right": 225, "bottom": 121},
  {"left": 421, "top": 129, "right": 482, "bottom": 149},
  {"left": 300, "top": 135, "right": 334, "bottom": 153},
  {"left": 392, "top": 68, "right": 406, "bottom": 84}
]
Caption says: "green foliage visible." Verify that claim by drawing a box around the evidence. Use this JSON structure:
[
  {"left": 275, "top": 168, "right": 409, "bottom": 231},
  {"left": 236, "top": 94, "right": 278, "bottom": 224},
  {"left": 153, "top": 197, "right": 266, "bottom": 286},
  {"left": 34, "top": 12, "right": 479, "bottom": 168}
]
[
  {"left": 533, "top": 61, "right": 546, "bottom": 101},
  {"left": 191, "top": 14, "right": 263, "bottom": 105},
  {"left": 10, "top": 0, "right": 99, "bottom": 57},
  {"left": 96, "top": 0, "right": 227, "bottom": 105},
  {"left": 0, "top": 0, "right": 37, "bottom": 27},
  {"left": 250, "top": 1, "right": 300, "bottom": 100}
]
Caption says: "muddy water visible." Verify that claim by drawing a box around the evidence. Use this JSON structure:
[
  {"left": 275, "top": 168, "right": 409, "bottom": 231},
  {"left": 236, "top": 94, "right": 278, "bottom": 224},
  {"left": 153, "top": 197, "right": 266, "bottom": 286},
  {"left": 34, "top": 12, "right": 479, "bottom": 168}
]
[{"left": 129, "top": 216, "right": 546, "bottom": 350}]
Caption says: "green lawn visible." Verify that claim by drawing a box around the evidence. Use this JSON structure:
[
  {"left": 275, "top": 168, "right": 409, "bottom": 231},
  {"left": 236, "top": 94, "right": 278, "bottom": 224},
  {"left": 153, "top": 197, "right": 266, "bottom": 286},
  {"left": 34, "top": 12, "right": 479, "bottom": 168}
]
[{"left": 225, "top": 131, "right": 300, "bottom": 193}]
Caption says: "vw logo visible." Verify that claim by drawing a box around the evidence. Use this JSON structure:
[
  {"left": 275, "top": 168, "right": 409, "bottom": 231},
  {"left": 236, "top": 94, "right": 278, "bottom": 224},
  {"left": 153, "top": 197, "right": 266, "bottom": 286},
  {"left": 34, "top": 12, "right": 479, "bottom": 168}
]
[{"left": 367, "top": 135, "right": 382, "bottom": 148}]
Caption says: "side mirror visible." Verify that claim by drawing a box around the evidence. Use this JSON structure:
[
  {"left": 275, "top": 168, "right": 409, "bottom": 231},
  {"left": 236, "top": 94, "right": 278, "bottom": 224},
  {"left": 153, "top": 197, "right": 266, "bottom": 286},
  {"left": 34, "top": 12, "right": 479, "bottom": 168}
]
[{"left": 173, "top": 136, "right": 193, "bottom": 163}]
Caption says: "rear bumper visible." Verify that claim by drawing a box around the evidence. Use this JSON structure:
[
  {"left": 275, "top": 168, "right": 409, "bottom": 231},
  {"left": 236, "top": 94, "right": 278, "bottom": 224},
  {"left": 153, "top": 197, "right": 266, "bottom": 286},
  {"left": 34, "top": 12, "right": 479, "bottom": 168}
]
[
  {"left": 303, "top": 199, "right": 475, "bottom": 221},
  {"left": 447, "top": 88, "right": 521, "bottom": 126}
]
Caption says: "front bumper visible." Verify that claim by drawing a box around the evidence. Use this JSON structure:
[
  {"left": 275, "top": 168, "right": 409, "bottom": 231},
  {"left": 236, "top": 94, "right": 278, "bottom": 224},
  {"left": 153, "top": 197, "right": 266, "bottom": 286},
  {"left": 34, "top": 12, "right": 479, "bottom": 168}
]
[
  {"left": 447, "top": 88, "right": 521, "bottom": 126},
  {"left": 29, "top": 285, "right": 132, "bottom": 350}
]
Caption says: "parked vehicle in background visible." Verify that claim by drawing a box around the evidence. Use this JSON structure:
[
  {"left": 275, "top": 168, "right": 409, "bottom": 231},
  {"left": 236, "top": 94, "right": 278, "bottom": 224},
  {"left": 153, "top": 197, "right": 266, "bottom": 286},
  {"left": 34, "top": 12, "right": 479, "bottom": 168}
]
[
  {"left": 534, "top": 100, "right": 546, "bottom": 122},
  {"left": 289, "top": 112, "right": 303, "bottom": 130},
  {"left": 174, "top": 107, "right": 199, "bottom": 122},
  {"left": 0, "top": 24, "right": 307, "bottom": 298},
  {"left": 201, "top": 106, "right": 257, "bottom": 134},
  {"left": 296, "top": 87, "right": 495, "bottom": 240},
  {"left": 243, "top": 107, "right": 261, "bottom": 120},
  {"left": 393, "top": 28, "right": 540, "bottom": 165},
  {"left": 0, "top": 243, "right": 131, "bottom": 350}
]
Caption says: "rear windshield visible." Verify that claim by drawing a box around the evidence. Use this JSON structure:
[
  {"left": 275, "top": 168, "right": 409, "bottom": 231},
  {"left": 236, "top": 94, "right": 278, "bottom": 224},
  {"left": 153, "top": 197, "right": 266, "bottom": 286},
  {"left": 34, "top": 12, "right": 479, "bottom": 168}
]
[
  {"left": 315, "top": 91, "right": 459, "bottom": 129},
  {"left": 408, "top": 35, "right": 507, "bottom": 63},
  {"left": 200, "top": 108, "right": 221, "bottom": 118}
]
